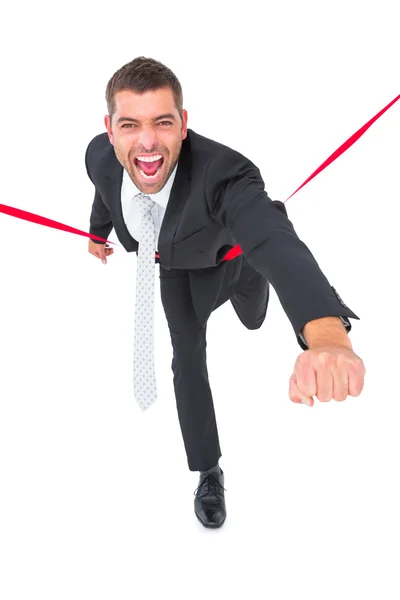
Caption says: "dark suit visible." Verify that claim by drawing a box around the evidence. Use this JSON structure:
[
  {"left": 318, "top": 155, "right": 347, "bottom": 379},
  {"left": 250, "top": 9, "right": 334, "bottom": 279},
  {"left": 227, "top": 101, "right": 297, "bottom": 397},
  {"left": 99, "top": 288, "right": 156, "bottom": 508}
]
[{"left": 85, "top": 128, "right": 359, "bottom": 470}]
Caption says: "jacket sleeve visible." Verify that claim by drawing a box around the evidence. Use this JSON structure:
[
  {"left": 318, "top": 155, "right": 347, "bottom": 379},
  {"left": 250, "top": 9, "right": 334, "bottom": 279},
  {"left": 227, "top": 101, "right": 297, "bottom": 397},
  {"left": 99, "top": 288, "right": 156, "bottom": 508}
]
[
  {"left": 205, "top": 148, "right": 360, "bottom": 349},
  {"left": 85, "top": 141, "right": 113, "bottom": 245}
]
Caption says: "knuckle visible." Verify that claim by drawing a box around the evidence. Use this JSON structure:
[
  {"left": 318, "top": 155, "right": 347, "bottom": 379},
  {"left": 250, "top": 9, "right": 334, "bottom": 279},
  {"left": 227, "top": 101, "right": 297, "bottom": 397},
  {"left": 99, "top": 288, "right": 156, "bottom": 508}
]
[
  {"left": 299, "top": 352, "right": 310, "bottom": 365},
  {"left": 350, "top": 358, "right": 363, "bottom": 370},
  {"left": 321, "top": 353, "right": 334, "bottom": 369}
]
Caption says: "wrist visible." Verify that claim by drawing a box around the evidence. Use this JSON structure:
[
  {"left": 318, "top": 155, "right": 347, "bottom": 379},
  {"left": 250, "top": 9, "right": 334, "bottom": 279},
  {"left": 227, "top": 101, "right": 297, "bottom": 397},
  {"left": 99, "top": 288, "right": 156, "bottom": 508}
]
[{"left": 302, "top": 316, "right": 353, "bottom": 350}]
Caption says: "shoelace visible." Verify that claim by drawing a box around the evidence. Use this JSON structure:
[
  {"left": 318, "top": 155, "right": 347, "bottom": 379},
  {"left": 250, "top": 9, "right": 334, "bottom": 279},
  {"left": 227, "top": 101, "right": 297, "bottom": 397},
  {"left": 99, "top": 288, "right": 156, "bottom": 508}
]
[{"left": 193, "top": 472, "right": 227, "bottom": 498}]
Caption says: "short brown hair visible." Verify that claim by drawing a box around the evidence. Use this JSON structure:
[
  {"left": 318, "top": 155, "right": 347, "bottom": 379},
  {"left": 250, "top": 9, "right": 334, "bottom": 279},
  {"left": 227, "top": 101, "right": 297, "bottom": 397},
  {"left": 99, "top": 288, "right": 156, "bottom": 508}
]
[{"left": 105, "top": 56, "right": 183, "bottom": 123}]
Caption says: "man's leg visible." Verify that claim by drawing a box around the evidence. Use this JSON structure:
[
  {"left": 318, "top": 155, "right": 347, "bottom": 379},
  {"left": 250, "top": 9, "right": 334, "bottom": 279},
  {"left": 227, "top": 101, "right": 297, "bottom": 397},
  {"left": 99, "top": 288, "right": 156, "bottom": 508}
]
[
  {"left": 159, "top": 266, "right": 223, "bottom": 472},
  {"left": 159, "top": 258, "right": 249, "bottom": 528},
  {"left": 229, "top": 255, "right": 270, "bottom": 330}
]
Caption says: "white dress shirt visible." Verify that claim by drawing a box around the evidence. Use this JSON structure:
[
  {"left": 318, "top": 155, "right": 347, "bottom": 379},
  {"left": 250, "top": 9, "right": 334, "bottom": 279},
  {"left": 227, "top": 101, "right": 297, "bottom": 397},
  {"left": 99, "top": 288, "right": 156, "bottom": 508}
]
[{"left": 121, "top": 164, "right": 178, "bottom": 249}]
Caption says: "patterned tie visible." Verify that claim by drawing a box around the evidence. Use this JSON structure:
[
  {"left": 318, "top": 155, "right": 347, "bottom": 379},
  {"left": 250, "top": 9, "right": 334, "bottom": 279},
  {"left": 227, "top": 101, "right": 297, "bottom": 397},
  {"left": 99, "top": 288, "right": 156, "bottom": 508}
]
[{"left": 133, "top": 193, "right": 157, "bottom": 411}]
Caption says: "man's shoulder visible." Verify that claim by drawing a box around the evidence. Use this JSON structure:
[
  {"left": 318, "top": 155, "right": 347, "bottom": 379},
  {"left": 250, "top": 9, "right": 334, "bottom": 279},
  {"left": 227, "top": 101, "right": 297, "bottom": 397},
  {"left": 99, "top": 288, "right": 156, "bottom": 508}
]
[
  {"left": 188, "top": 129, "right": 257, "bottom": 169},
  {"left": 86, "top": 132, "right": 113, "bottom": 159},
  {"left": 85, "top": 132, "right": 116, "bottom": 183},
  {"left": 189, "top": 128, "right": 245, "bottom": 156}
]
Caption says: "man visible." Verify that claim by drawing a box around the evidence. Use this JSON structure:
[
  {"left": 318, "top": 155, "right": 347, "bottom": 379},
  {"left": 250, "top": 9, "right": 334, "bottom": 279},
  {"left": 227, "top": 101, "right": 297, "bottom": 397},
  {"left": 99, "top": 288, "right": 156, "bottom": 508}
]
[{"left": 86, "top": 56, "right": 366, "bottom": 529}]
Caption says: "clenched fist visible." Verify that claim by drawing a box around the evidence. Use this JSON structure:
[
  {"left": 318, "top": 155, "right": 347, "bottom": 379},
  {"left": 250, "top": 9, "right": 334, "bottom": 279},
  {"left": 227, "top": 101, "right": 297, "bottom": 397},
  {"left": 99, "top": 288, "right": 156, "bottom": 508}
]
[
  {"left": 289, "top": 346, "right": 366, "bottom": 407},
  {"left": 88, "top": 239, "right": 114, "bottom": 264}
]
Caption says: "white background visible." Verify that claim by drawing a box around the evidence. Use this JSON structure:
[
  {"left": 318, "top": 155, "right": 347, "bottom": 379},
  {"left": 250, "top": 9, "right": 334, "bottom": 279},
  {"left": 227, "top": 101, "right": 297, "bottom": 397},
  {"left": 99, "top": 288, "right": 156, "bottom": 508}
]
[{"left": 0, "top": 1, "right": 399, "bottom": 598}]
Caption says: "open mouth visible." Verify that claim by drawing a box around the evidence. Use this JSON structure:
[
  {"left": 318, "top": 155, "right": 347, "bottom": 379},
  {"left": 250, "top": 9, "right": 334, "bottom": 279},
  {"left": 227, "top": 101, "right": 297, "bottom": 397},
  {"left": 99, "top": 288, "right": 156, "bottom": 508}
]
[{"left": 134, "top": 155, "right": 165, "bottom": 180}]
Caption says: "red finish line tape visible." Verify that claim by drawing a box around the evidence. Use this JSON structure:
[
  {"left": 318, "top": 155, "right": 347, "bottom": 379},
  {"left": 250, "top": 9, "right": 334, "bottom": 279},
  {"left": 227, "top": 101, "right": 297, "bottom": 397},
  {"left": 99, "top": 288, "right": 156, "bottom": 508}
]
[
  {"left": 1, "top": 93, "right": 399, "bottom": 246},
  {"left": 0, "top": 203, "right": 117, "bottom": 245},
  {"left": 285, "top": 93, "right": 400, "bottom": 201}
]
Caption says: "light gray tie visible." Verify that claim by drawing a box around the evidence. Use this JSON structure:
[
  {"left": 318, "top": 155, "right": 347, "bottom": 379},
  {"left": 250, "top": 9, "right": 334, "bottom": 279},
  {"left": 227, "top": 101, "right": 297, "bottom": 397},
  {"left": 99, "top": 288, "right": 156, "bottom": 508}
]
[{"left": 133, "top": 193, "right": 157, "bottom": 411}]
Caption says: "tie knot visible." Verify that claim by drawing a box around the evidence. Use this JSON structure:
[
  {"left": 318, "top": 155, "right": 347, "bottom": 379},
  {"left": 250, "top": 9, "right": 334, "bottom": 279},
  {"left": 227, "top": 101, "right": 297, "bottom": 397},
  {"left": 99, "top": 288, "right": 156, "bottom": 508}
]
[{"left": 135, "top": 193, "right": 155, "bottom": 215}]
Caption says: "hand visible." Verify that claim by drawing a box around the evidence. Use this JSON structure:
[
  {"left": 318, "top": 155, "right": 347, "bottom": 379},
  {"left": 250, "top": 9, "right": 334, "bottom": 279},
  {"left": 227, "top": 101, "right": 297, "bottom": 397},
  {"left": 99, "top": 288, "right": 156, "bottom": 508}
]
[
  {"left": 289, "top": 346, "right": 366, "bottom": 407},
  {"left": 88, "top": 239, "right": 114, "bottom": 264}
]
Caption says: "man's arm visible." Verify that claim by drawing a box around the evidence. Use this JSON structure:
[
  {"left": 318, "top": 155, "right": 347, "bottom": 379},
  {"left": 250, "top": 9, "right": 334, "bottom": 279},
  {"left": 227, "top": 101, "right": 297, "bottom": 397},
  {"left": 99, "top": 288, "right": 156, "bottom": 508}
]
[
  {"left": 85, "top": 140, "right": 114, "bottom": 245},
  {"left": 205, "top": 148, "right": 359, "bottom": 349}
]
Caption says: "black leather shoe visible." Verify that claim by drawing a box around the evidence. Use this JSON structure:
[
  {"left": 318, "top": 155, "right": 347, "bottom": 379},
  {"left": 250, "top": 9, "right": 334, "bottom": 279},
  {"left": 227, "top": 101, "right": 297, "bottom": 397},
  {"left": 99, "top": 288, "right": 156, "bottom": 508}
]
[{"left": 194, "top": 468, "right": 226, "bottom": 528}]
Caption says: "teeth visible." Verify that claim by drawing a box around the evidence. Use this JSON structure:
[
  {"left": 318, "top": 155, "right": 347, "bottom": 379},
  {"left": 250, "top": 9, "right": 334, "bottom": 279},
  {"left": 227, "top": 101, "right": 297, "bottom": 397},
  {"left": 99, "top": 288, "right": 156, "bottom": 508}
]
[{"left": 136, "top": 155, "right": 163, "bottom": 163}]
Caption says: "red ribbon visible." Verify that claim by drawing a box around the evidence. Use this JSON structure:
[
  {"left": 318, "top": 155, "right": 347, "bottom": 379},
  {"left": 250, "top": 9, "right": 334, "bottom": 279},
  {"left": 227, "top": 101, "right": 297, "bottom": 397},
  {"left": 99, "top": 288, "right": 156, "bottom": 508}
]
[
  {"left": 1, "top": 93, "right": 399, "bottom": 251},
  {"left": 225, "top": 93, "right": 400, "bottom": 261},
  {"left": 0, "top": 203, "right": 116, "bottom": 245},
  {"left": 285, "top": 93, "right": 400, "bottom": 201}
]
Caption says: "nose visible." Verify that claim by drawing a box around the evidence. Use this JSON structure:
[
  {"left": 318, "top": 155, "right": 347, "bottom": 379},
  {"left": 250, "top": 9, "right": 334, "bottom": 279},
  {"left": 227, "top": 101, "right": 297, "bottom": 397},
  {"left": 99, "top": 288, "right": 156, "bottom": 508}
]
[{"left": 137, "top": 126, "right": 158, "bottom": 151}]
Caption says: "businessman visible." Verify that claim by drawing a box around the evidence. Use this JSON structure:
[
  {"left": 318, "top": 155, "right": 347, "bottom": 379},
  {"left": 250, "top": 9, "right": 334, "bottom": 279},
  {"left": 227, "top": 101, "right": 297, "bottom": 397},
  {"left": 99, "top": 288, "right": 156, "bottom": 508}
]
[{"left": 86, "top": 56, "right": 366, "bottom": 529}]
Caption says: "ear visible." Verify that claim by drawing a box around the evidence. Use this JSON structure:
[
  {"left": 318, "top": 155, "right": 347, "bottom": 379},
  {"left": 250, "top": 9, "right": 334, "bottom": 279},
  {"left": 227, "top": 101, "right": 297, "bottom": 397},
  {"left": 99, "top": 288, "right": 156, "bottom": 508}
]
[
  {"left": 104, "top": 115, "right": 113, "bottom": 144},
  {"left": 181, "top": 109, "right": 188, "bottom": 140}
]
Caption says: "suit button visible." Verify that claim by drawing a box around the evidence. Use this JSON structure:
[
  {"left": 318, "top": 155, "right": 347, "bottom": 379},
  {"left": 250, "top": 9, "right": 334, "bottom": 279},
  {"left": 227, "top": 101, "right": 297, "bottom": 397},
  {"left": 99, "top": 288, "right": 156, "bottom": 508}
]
[{"left": 332, "top": 286, "right": 348, "bottom": 308}]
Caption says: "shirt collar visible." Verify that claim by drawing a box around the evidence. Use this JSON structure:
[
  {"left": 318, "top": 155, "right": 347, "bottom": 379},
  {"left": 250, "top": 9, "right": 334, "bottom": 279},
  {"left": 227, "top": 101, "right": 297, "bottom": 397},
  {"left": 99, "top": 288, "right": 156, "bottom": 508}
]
[{"left": 123, "top": 163, "right": 178, "bottom": 208}]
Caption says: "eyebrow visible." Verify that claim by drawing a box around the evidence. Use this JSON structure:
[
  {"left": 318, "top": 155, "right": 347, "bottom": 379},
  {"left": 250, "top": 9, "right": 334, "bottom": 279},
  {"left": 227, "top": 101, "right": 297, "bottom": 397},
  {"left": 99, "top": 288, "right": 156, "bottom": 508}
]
[{"left": 116, "top": 113, "right": 176, "bottom": 124}]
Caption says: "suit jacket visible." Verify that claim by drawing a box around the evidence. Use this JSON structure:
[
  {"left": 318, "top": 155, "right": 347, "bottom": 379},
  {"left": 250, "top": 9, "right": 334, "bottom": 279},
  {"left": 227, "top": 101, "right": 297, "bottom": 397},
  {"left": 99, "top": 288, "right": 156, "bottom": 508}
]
[{"left": 85, "top": 128, "right": 359, "bottom": 349}]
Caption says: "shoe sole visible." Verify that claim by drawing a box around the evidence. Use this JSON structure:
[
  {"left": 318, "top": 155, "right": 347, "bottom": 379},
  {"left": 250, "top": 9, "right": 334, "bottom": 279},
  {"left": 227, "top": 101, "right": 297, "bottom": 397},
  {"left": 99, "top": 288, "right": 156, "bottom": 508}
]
[{"left": 195, "top": 510, "right": 226, "bottom": 529}]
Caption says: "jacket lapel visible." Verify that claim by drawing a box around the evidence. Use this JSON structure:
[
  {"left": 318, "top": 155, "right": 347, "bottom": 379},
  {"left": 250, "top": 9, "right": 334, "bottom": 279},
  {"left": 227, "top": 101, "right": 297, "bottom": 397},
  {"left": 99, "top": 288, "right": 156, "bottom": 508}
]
[
  {"left": 104, "top": 152, "right": 138, "bottom": 252},
  {"left": 157, "top": 132, "right": 192, "bottom": 269}
]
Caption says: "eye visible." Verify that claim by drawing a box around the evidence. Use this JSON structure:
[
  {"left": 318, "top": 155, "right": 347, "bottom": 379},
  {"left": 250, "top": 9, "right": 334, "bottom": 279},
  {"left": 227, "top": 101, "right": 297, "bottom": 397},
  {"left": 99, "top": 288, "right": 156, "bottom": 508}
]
[
  {"left": 121, "top": 123, "right": 136, "bottom": 129},
  {"left": 158, "top": 121, "right": 173, "bottom": 126}
]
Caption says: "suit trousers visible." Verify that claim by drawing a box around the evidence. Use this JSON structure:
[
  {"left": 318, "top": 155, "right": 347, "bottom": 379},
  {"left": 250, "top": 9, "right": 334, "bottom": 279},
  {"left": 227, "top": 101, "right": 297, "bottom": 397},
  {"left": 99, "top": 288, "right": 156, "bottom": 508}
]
[{"left": 159, "top": 255, "right": 270, "bottom": 472}]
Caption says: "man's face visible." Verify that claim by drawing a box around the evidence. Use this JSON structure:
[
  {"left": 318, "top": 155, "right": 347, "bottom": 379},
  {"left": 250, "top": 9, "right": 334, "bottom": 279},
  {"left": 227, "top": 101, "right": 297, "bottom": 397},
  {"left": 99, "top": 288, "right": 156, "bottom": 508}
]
[{"left": 105, "top": 88, "right": 188, "bottom": 194}]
